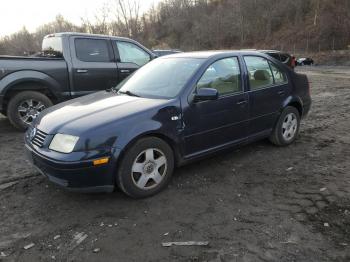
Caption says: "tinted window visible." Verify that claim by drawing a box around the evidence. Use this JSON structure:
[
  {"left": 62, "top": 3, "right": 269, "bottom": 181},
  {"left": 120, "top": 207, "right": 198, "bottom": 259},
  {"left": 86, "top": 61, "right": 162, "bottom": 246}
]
[
  {"left": 117, "top": 58, "right": 203, "bottom": 99},
  {"left": 279, "top": 54, "right": 290, "bottom": 63},
  {"left": 42, "top": 37, "right": 63, "bottom": 58},
  {"left": 75, "top": 38, "right": 111, "bottom": 62},
  {"left": 244, "top": 56, "right": 273, "bottom": 90},
  {"left": 267, "top": 53, "right": 281, "bottom": 61},
  {"left": 197, "top": 57, "right": 241, "bottom": 96},
  {"left": 269, "top": 62, "right": 287, "bottom": 84},
  {"left": 116, "top": 41, "right": 151, "bottom": 66}
]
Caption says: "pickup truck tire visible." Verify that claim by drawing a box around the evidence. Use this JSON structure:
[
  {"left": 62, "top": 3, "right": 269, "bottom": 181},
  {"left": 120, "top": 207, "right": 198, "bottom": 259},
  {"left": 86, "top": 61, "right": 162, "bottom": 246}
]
[
  {"left": 116, "top": 137, "right": 174, "bottom": 198},
  {"left": 269, "top": 106, "right": 300, "bottom": 146},
  {"left": 7, "top": 91, "right": 53, "bottom": 131}
]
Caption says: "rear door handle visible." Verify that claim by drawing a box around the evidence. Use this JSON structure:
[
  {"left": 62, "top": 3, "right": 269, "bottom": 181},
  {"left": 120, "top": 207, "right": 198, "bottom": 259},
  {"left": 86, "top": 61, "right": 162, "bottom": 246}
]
[
  {"left": 77, "top": 69, "right": 88, "bottom": 73},
  {"left": 236, "top": 100, "right": 248, "bottom": 105},
  {"left": 278, "top": 90, "right": 285, "bottom": 96},
  {"left": 120, "top": 69, "right": 130, "bottom": 73}
]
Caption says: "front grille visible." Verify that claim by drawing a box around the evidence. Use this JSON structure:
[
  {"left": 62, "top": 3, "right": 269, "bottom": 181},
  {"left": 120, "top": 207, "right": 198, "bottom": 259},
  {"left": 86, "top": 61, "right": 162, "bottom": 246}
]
[{"left": 32, "top": 129, "right": 47, "bottom": 148}]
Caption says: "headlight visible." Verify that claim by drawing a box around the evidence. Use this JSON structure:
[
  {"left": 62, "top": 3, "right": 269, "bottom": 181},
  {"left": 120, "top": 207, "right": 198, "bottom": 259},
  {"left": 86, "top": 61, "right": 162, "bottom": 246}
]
[{"left": 49, "top": 134, "right": 79, "bottom": 153}]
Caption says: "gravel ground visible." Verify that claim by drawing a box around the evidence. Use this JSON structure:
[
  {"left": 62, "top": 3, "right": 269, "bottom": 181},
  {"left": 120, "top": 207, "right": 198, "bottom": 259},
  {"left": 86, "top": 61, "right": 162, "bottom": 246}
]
[{"left": 0, "top": 66, "right": 349, "bottom": 262}]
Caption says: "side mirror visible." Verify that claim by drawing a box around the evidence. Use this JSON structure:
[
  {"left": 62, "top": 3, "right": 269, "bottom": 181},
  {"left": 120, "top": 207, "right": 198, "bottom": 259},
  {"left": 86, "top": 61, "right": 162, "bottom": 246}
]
[{"left": 194, "top": 88, "right": 218, "bottom": 102}]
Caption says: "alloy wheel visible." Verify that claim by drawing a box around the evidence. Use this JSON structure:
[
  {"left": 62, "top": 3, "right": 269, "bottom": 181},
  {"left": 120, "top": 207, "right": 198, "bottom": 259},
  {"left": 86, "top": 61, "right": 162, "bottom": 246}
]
[
  {"left": 18, "top": 99, "right": 46, "bottom": 124},
  {"left": 131, "top": 148, "right": 168, "bottom": 190},
  {"left": 282, "top": 112, "right": 298, "bottom": 141}
]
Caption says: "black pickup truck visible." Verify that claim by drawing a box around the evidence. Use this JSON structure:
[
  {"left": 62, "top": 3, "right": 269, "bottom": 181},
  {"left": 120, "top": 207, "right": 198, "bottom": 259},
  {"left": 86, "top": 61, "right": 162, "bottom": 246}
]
[{"left": 0, "top": 32, "right": 155, "bottom": 130}]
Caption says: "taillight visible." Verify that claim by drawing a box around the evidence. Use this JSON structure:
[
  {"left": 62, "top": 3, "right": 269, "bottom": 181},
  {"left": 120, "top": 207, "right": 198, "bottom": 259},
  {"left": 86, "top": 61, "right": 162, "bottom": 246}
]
[{"left": 291, "top": 56, "right": 296, "bottom": 68}]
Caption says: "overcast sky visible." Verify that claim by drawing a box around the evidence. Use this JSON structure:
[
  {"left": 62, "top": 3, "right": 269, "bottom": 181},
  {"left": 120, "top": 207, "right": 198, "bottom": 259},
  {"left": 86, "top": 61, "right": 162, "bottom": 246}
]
[{"left": 0, "top": 0, "right": 162, "bottom": 37}]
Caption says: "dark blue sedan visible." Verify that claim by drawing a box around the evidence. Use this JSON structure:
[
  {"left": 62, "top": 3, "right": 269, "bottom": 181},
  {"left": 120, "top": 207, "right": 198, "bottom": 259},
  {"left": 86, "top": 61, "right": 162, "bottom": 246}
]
[{"left": 25, "top": 51, "right": 311, "bottom": 198}]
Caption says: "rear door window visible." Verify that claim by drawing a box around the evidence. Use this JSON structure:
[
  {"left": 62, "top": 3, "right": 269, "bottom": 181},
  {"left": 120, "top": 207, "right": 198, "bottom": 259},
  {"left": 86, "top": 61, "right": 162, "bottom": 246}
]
[
  {"left": 244, "top": 56, "right": 274, "bottom": 90},
  {"left": 75, "top": 38, "right": 111, "bottom": 62}
]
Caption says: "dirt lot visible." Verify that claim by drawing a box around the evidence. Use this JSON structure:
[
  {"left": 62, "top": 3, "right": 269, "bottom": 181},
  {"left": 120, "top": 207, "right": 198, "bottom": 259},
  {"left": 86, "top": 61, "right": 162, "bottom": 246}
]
[{"left": 0, "top": 66, "right": 349, "bottom": 262}]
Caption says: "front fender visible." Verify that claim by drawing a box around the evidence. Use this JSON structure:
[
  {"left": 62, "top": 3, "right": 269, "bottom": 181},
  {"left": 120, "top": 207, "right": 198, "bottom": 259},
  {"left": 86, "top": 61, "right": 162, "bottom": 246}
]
[{"left": 115, "top": 119, "right": 180, "bottom": 150}]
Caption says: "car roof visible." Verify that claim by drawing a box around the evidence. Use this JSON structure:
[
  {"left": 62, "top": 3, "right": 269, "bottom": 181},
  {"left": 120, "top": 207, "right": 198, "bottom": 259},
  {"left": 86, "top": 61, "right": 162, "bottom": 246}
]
[
  {"left": 160, "top": 50, "right": 269, "bottom": 59},
  {"left": 44, "top": 32, "right": 132, "bottom": 42}
]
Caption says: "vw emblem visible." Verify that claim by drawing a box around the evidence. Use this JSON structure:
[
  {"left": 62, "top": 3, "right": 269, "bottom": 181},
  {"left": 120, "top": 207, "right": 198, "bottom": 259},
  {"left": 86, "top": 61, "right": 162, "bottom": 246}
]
[{"left": 30, "top": 128, "right": 37, "bottom": 140}]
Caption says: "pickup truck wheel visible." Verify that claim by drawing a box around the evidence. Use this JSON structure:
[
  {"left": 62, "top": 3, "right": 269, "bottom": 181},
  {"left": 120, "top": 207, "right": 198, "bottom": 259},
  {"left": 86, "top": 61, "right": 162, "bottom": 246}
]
[
  {"left": 7, "top": 91, "right": 53, "bottom": 131},
  {"left": 269, "top": 106, "right": 300, "bottom": 146},
  {"left": 116, "top": 137, "right": 174, "bottom": 198}
]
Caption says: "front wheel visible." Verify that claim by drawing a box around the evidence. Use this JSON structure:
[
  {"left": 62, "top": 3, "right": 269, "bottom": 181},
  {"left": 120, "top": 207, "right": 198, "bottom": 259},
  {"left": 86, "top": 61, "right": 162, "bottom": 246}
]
[
  {"left": 269, "top": 106, "right": 300, "bottom": 146},
  {"left": 116, "top": 137, "right": 174, "bottom": 198}
]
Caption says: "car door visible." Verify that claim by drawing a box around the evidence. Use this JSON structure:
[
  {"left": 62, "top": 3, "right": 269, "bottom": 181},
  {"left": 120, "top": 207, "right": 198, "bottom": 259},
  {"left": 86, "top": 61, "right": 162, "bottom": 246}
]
[
  {"left": 113, "top": 40, "right": 152, "bottom": 82},
  {"left": 182, "top": 57, "right": 249, "bottom": 157},
  {"left": 243, "top": 56, "right": 290, "bottom": 135},
  {"left": 69, "top": 37, "right": 119, "bottom": 97}
]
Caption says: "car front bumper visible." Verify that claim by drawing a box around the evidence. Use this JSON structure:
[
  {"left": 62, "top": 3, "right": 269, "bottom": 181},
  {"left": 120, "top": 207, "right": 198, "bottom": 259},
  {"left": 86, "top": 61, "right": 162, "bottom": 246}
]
[{"left": 25, "top": 144, "right": 119, "bottom": 193}]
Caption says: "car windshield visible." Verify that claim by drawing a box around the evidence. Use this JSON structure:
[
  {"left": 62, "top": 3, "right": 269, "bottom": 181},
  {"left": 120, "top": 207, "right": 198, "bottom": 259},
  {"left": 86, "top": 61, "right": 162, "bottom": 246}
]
[{"left": 116, "top": 57, "right": 204, "bottom": 99}]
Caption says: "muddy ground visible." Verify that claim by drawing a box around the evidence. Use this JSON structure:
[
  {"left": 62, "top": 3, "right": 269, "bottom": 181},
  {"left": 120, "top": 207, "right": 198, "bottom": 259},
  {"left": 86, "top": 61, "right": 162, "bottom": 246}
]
[{"left": 0, "top": 66, "right": 349, "bottom": 262}]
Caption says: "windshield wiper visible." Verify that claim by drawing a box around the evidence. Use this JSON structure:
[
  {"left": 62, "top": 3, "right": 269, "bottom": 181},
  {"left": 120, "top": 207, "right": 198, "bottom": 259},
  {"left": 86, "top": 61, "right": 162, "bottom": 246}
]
[{"left": 118, "top": 90, "right": 140, "bottom": 97}]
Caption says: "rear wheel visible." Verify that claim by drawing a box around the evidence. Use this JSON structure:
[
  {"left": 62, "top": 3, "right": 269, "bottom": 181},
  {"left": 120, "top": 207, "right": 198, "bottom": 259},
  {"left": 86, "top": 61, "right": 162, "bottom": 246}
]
[
  {"left": 269, "top": 106, "right": 300, "bottom": 146},
  {"left": 7, "top": 91, "right": 53, "bottom": 131},
  {"left": 116, "top": 137, "right": 174, "bottom": 198}
]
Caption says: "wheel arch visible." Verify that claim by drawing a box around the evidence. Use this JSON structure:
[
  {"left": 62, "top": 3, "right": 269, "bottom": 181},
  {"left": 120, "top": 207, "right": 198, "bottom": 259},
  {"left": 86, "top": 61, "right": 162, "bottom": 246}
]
[
  {"left": 115, "top": 131, "right": 182, "bottom": 170},
  {"left": 282, "top": 96, "right": 303, "bottom": 117},
  {"left": 0, "top": 71, "right": 63, "bottom": 112}
]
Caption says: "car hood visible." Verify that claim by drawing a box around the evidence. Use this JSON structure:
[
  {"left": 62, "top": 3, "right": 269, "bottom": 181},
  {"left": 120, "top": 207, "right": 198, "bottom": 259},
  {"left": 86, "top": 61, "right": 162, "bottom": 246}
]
[{"left": 35, "top": 91, "right": 170, "bottom": 135}]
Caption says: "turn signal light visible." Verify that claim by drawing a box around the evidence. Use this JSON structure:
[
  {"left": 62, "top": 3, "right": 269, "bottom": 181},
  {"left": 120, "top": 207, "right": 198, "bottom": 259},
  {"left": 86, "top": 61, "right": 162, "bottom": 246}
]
[{"left": 93, "top": 157, "right": 109, "bottom": 166}]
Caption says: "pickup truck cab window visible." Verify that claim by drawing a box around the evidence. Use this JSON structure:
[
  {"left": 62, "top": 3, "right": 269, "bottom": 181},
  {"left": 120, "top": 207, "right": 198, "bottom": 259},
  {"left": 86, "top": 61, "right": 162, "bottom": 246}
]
[
  {"left": 197, "top": 57, "right": 241, "bottom": 96},
  {"left": 116, "top": 41, "right": 151, "bottom": 66},
  {"left": 75, "top": 38, "right": 112, "bottom": 62},
  {"left": 42, "top": 36, "right": 63, "bottom": 58},
  {"left": 244, "top": 56, "right": 274, "bottom": 90}
]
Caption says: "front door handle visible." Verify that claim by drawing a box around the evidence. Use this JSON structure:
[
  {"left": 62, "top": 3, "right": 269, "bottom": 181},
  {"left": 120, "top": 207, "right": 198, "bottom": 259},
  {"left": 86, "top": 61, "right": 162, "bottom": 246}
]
[
  {"left": 236, "top": 100, "right": 248, "bottom": 105},
  {"left": 120, "top": 69, "right": 130, "bottom": 73},
  {"left": 77, "top": 69, "right": 88, "bottom": 73}
]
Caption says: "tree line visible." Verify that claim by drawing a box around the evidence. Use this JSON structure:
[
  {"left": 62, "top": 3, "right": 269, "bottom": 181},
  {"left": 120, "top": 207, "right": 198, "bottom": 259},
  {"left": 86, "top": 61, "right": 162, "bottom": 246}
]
[{"left": 0, "top": 0, "right": 349, "bottom": 56}]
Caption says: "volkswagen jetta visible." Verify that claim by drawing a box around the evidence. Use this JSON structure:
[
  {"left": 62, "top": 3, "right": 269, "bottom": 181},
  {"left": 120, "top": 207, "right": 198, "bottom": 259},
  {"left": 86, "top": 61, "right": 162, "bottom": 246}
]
[{"left": 25, "top": 51, "right": 311, "bottom": 198}]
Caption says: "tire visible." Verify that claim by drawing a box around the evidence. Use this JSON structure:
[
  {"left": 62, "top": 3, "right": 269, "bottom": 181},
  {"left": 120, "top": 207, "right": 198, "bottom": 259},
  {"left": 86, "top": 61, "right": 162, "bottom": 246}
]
[
  {"left": 116, "top": 137, "right": 174, "bottom": 198},
  {"left": 269, "top": 106, "right": 300, "bottom": 146},
  {"left": 7, "top": 91, "right": 53, "bottom": 131}
]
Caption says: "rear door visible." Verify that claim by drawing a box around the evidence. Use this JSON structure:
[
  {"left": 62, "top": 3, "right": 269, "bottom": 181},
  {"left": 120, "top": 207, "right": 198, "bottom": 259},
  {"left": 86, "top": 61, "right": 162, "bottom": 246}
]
[
  {"left": 183, "top": 57, "right": 249, "bottom": 156},
  {"left": 243, "top": 56, "right": 290, "bottom": 135},
  {"left": 70, "top": 36, "right": 118, "bottom": 97},
  {"left": 112, "top": 40, "right": 152, "bottom": 82}
]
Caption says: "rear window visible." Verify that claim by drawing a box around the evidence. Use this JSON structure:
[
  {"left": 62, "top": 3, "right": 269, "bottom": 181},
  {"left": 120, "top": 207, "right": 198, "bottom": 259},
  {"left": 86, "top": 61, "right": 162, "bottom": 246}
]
[
  {"left": 75, "top": 38, "right": 111, "bottom": 62},
  {"left": 267, "top": 53, "right": 281, "bottom": 61},
  {"left": 42, "top": 37, "right": 63, "bottom": 58}
]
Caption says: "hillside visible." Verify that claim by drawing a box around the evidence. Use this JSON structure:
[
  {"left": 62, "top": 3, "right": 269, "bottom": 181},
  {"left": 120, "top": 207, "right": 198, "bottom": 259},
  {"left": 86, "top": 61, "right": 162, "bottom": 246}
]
[{"left": 0, "top": 0, "right": 349, "bottom": 56}]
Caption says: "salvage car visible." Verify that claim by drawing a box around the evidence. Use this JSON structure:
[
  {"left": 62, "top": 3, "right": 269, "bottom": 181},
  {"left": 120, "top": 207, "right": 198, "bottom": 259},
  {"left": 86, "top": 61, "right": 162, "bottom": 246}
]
[
  {"left": 297, "top": 57, "right": 314, "bottom": 66},
  {"left": 25, "top": 51, "right": 311, "bottom": 198},
  {"left": 0, "top": 32, "right": 155, "bottom": 130}
]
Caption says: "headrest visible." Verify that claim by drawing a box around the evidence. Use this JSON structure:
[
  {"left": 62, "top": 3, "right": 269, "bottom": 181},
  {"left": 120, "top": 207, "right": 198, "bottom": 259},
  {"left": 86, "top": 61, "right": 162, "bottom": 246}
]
[{"left": 254, "top": 70, "right": 270, "bottom": 81}]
